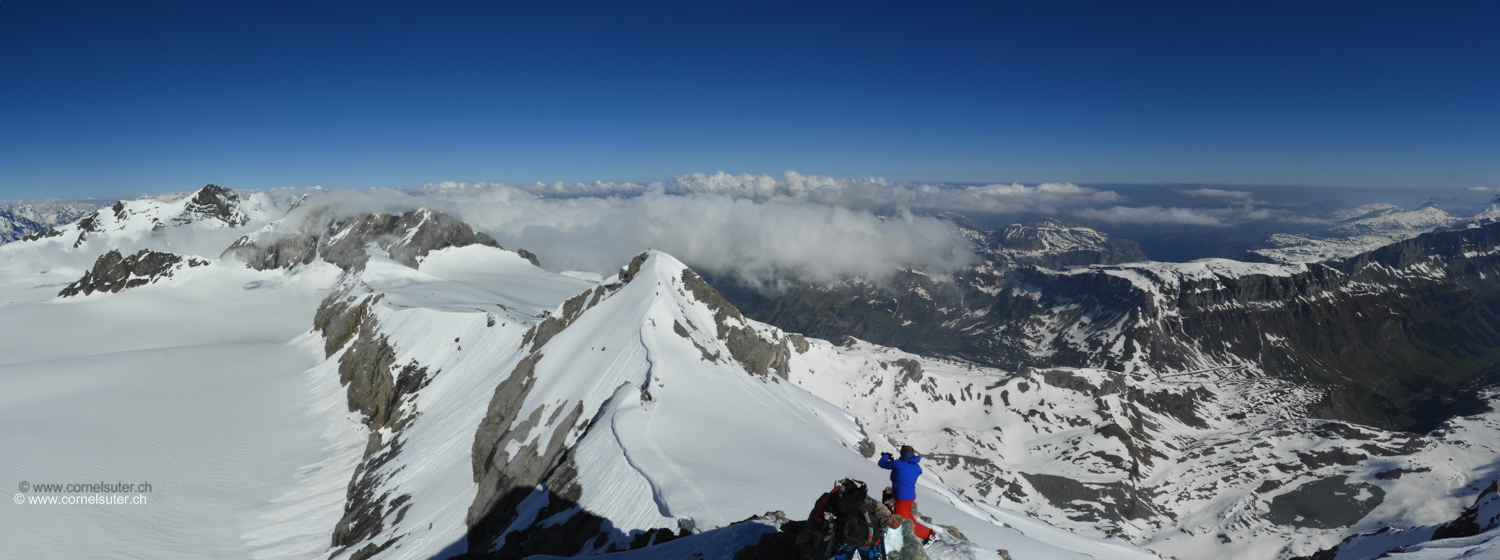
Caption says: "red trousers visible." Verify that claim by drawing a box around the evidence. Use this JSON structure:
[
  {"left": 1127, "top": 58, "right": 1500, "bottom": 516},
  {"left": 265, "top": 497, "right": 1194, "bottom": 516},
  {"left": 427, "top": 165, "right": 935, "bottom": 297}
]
[{"left": 892, "top": 499, "right": 933, "bottom": 540}]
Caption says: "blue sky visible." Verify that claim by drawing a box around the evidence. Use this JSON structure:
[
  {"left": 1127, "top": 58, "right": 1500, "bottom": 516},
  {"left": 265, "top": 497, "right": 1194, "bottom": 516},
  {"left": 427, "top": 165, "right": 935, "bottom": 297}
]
[{"left": 1, "top": 1, "right": 1496, "bottom": 199}]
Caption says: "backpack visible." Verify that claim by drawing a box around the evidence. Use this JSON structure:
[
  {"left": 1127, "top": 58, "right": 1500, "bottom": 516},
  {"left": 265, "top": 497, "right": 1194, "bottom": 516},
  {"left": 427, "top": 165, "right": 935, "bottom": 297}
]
[{"left": 828, "top": 479, "right": 878, "bottom": 549}]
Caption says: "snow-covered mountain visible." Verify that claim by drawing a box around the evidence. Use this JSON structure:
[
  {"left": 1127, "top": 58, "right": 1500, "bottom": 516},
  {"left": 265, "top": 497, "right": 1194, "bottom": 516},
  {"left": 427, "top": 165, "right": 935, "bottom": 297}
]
[
  {"left": 1, "top": 188, "right": 1165, "bottom": 560},
  {"left": 1249, "top": 203, "right": 1482, "bottom": 264},
  {"left": 948, "top": 215, "right": 1148, "bottom": 271}
]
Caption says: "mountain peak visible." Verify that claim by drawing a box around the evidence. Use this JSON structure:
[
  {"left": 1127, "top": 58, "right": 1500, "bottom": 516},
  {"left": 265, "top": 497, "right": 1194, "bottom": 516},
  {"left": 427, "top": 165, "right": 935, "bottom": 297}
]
[{"left": 177, "top": 184, "right": 248, "bottom": 227}]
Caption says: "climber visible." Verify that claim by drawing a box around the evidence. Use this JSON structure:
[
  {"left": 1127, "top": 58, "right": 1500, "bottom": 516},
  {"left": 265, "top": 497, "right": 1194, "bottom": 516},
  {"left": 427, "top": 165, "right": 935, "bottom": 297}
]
[{"left": 878, "top": 445, "right": 935, "bottom": 544}]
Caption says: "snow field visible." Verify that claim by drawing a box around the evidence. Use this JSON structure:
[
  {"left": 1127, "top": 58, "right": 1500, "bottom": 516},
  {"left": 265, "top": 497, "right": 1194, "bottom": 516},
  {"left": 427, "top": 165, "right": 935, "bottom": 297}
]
[{"left": 0, "top": 251, "right": 347, "bottom": 559}]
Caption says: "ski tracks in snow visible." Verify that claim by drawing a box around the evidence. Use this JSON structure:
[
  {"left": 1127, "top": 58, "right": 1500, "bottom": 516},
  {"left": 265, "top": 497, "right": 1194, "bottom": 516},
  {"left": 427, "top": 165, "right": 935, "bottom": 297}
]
[{"left": 637, "top": 328, "right": 728, "bottom": 529}]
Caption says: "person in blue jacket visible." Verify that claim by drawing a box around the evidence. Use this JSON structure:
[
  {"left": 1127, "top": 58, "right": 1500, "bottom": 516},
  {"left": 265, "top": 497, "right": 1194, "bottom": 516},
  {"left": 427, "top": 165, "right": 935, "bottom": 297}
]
[{"left": 878, "top": 445, "right": 935, "bottom": 543}]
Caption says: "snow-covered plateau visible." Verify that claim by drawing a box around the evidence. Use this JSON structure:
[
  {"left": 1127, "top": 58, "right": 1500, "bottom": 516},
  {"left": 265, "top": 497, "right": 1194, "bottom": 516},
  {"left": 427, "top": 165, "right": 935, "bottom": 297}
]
[{"left": 8, "top": 184, "right": 1500, "bottom": 560}]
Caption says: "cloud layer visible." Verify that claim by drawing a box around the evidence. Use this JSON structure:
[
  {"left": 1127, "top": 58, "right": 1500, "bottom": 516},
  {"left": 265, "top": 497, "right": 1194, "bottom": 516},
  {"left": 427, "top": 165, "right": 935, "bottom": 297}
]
[
  {"left": 432, "top": 171, "right": 1123, "bottom": 215},
  {"left": 277, "top": 172, "right": 1413, "bottom": 285},
  {"left": 282, "top": 181, "right": 975, "bottom": 289}
]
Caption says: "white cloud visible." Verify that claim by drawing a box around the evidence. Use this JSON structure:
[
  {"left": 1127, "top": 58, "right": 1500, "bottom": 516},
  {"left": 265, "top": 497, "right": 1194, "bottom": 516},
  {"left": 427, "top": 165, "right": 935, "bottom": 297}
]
[
  {"left": 295, "top": 182, "right": 976, "bottom": 290},
  {"left": 397, "top": 172, "right": 1128, "bottom": 286},
  {"left": 423, "top": 171, "right": 1122, "bottom": 215},
  {"left": 1178, "top": 188, "right": 1255, "bottom": 201}
]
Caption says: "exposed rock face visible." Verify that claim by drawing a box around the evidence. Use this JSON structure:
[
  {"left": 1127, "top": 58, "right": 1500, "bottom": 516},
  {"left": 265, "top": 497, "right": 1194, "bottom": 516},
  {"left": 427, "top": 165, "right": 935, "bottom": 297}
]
[
  {"left": 223, "top": 208, "right": 502, "bottom": 271},
  {"left": 1264, "top": 475, "right": 1384, "bottom": 529},
  {"left": 1021, "top": 472, "right": 1164, "bottom": 524},
  {"left": 58, "top": 249, "right": 208, "bottom": 297},
  {"left": 521, "top": 283, "right": 623, "bottom": 354},
  {"left": 619, "top": 251, "right": 650, "bottom": 283},
  {"left": 517, "top": 248, "right": 540, "bottom": 267},
  {"left": 312, "top": 280, "right": 437, "bottom": 558},
  {"left": 680, "top": 268, "right": 792, "bottom": 379}
]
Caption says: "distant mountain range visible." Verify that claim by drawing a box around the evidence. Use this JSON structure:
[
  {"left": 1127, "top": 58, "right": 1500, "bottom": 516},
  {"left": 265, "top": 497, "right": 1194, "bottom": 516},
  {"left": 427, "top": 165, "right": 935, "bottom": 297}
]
[{"left": 0, "top": 198, "right": 101, "bottom": 243}]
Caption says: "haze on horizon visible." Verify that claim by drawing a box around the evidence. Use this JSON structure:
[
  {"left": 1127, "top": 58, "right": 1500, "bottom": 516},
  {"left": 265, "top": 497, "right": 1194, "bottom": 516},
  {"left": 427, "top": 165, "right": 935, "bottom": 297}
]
[{"left": 1, "top": 2, "right": 1496, "bottom": 200}]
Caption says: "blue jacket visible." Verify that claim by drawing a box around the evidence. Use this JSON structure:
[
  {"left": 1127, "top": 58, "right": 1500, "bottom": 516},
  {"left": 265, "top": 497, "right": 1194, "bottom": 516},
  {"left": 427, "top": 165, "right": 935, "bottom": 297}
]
[{"left": 878, "top": 452, "right": 922, "bottom": 501}]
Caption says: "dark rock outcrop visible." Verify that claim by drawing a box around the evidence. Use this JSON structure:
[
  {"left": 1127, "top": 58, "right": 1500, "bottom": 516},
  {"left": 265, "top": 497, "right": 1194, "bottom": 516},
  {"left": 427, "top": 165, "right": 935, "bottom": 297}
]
[
  {"left": 58, "top": 249, "right": 208, "bottom": 297},
  {"left": 313, "top": 280, "right": 440, "bottom": 556},
  {"left": 681, "top": 268, "right": 792, "bottom": 379},
  {"left": 21, "top": 227, "right": 63, "bottom": 242},
  {"left": 1020, "top": 472, "right": 1164, "bottom": 526},
  {"left": 517, "top": 249, "right": 540, "bottom": 267}
]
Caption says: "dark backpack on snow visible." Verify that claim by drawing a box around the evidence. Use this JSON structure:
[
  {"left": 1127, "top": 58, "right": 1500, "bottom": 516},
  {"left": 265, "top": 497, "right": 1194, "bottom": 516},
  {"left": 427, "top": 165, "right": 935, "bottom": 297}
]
[{"left": 828, "top": 479, "right": 877, "bottom": 549}]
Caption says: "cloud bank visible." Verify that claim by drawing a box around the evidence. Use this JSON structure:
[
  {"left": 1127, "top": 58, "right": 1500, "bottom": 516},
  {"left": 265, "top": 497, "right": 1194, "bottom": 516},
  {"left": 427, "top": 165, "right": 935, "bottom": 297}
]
[
  {"left": 431, "top": 171, "right": 1123, "bottom": 215},
  {"left": 272, "top": 172, "right": 1382, "bottom": 286},
  {"left": 381, "top": 172, "right": 1131, "bottom": 287},
  {"left": 283, "top": 181, "right": 975, "bottom": 290}
]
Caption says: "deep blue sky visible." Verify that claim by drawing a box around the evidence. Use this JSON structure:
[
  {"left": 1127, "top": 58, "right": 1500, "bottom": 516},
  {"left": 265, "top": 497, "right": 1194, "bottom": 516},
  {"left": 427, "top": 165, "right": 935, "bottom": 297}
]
[{"left": 2, "top": 1, "right": 1497, "bottom": 199}]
